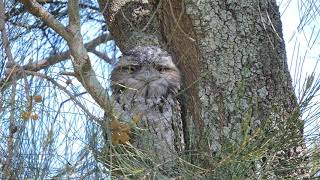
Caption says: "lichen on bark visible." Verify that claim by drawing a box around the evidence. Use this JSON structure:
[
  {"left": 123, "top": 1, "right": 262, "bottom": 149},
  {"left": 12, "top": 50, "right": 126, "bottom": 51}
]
[
  {"left": 99, "top": 0, "right": 165, "bottom": 51},
  {"left": 183, "top": 0, "right": 298, "bottom": 147},
  {"left": 98, "top": 0, "right": 308, "bottom": 178}
]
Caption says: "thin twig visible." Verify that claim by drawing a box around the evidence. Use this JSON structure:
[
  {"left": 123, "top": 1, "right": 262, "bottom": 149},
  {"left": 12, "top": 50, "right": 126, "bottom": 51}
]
[
  {"left": 0, "top": 33, "right": 111, "bottom": 92},
  {"left": 90, "top": 49, "right": 115, "bottom": 65},
  {"left": 24, "top": 70, "right": 103, "bottom": 126},
  {"left": 0, "top": 0, "right": 17, "bottom": 178},
  {"left": 20, "top": 0, "right": 72, "bottom": 41}
]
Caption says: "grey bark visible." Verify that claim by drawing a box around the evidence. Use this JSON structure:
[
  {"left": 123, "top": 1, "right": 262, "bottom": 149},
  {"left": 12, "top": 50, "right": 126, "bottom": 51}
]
[{"left": 98, "top": 0, "right": 308, "bottom": 178}]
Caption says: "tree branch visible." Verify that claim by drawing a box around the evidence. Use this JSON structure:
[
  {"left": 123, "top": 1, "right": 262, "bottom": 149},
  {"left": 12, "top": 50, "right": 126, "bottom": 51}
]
[
  {"left": 0, "top": 2, "right": 14, "bottom": 62},
  {"left": 20, "top": 0, "right": 120, "bottom": 121},
  {"left": 0, "top": 0, "right": 17, "bottom": 178},
  {"left": 0, "top": 33, "right": 111, "bottom": 92},
  {"left": 90, "top": 49, "right": 115, "bottom": 65},
  {"left": 23, "top": 70, "right": 103, "bottom": 126},
  {"left": 19, "top": 0, "right": 72, "bottom": 40},
  {"left": 68, "top": 0, "right": 80, "bottom": 31}
]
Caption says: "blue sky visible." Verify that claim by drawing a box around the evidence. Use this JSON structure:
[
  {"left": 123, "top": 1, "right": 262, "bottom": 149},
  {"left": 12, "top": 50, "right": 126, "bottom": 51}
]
[
  {"left": 279, "top": 0, "right": 320, "bottom": 82},
  {"left": 279, "top": 0, "right": 320, "bottom": 140}
]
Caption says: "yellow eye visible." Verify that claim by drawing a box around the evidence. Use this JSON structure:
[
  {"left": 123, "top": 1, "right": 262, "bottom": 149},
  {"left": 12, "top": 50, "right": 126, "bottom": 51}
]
[
  {"left": 122, "top": 65, "right": 139, "bottom": 73},
  {"left": 156, "top": 66, "right": 170, "bottom": 73}
]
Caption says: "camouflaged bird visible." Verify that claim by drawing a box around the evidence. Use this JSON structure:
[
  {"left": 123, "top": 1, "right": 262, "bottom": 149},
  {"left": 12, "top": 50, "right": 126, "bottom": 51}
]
[{"left": 111, "top": 46, "right": 185, "bottom": 168}]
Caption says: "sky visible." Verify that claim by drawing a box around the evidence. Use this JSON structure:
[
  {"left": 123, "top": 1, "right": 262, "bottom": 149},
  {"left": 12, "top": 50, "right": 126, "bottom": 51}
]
[
  {"left": 279, "top": 0, "right": 320, "bottom": 82},
  {"left": 278, "top": 0, "right": 320, "bottom": 140}
]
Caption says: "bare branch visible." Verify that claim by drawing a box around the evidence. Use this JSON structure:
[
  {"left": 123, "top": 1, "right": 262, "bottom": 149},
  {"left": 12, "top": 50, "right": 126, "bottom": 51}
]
[
  {"left": 84, "top": 33, "right": 111, "bottom": 50},
  {"left": 90, "top": 49, "right": 115, "bottom": 65},
  {"left": 36, "top": 0, "right": 53, "bottom": 3},
  {"left": 38, "top": 1, "right": 100, "bottom": 11},
  {"left": 0, "top": 0, "right": 17, "bottom": 178},
  {"left": 0, "top": 33, "right": 111, "bottom": 92},
  {"left": 23, "top": 70, "right": 103, "bottom": 126},
  {"left": 20, "top": 0, "right": 117, "bottom": 121},
  {"left": 19, "top": 0, "right": 72, "bottom": 40},
  {"left": 0, "top": 1, "right": 14, "bottom": 62},
  {"left": 68, "top": 0, "right": 80, "bottom": 31}
]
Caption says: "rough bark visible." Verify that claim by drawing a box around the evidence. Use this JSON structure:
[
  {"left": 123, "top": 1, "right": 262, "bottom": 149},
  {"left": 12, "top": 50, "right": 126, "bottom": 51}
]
[
  {"left": 98, "top": 0, "right": 165, "bottom": 51},
  {"left": 98, "top": 0, "right": 307, "bottom": 178}
]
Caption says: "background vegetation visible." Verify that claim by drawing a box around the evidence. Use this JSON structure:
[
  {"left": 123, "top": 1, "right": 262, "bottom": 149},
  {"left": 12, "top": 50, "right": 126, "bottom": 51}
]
[{"left": 0, "top": 0, "right": 319, "bottom": 179}]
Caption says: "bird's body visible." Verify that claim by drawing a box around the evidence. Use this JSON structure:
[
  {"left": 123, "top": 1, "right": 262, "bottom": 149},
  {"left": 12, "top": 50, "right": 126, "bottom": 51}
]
[{"left": 111, "top": 46, "right": 184, "bottom": 163}]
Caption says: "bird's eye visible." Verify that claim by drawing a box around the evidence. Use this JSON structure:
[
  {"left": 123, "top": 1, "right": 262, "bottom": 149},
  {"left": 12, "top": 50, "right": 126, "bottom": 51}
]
[
  {"left": 121, "top": 65, "right": 139, "bottom": 73},
  {"left": 156, "top": 66, "right": 170, "bottom": 73}
]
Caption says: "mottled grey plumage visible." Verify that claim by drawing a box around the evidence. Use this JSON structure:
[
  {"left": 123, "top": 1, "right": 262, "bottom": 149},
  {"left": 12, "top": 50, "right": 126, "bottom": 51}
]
[{"left": 111, "top": 46, "right": 184, "bottom": 164}]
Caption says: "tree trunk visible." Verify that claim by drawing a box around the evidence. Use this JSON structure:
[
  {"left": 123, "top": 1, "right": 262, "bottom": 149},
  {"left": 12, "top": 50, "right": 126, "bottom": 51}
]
[{"left": 98, "top": 0, "right": 308, "bottom": 178}]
